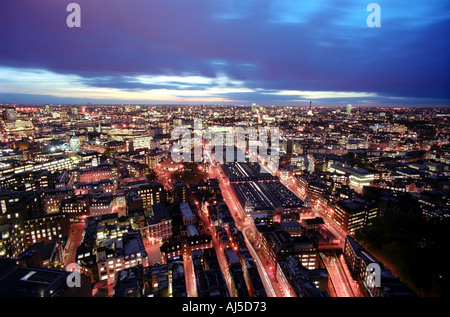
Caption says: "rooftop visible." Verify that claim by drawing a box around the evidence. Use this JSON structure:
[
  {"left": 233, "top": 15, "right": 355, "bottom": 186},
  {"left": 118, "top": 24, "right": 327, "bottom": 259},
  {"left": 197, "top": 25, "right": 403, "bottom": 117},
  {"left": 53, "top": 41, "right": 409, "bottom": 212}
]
[
  {"left": 180, "top": 202, "right": 195, "bottom": 220},
  {"left": 330, "top": 163, "right": 373, "bottom": 177},
  {"left": 0, "top": 259, "right": 69, "bottom": 297}
]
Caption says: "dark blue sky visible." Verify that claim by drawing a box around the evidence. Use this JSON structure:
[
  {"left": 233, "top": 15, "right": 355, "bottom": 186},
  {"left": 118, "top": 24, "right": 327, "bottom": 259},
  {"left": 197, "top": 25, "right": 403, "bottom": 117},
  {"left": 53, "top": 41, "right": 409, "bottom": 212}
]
[{"left": 0, "top": 0, "right": 449, "bottom": 106}]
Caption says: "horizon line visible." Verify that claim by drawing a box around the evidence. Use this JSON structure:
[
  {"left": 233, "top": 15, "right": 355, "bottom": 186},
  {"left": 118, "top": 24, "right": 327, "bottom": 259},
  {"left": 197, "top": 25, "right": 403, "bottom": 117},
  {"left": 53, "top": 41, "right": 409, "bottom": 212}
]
[{"left": 1, "top": 104, "right": 449, "bottom": 109}]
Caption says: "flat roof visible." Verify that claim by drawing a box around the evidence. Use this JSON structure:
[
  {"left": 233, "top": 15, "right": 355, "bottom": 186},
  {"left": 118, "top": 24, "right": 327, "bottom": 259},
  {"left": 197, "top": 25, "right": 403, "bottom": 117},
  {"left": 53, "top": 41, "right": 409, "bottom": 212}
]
[
  {"left": 331, "top": 164, "right": 373, "bottom": 177},
  {"left": 337, "top": 198, "right": 370, "bottom": 212},
  {"left": 149, "top": 204, "right": 171, "bottom": 223},
  {"left": 304, "top": 217, "right": 325, "bottom": 225},
  {"left": 280, "top": 221, "right": 302, "bottom": 229},
  {"left": 180, "top": 202, "right": 195, "bottom": 219},
  {"left": 0, "top": 262, "right": 69, "bottom": 297},
  {"left": 123, "top": 234, "right": 147, "bottom": 257},
  {"left": 187, "top": 224, "right": 199, "bottom": 237}
]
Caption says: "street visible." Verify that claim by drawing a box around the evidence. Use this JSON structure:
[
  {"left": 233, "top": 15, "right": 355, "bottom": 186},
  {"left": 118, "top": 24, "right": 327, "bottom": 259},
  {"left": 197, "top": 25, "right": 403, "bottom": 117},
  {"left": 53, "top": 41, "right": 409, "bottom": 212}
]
[
  {"left": 286, "top": 179, "right": 360, "bottom": 297},
  {"left": 152, "top": 153, "right": 359, "bottom": 298},
  {"left": 183, "top": 254, "right": 198, "bottom": 297},
  {"left": 63, "top": 221, "right": 85, "bottom": 268},
  {"left": 207, "top": 163, "right": 287, "bottom": 297}
]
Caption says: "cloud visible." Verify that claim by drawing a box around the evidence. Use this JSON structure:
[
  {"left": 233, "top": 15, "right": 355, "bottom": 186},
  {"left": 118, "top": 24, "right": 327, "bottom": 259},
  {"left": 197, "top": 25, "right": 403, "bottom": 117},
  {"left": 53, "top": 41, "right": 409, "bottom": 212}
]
[
  {"left": 262, "top": 90, "right": 379, "bottom": 100},
  {"left": 0, "top": 67, "right": 254, "bottom": 103},
  {"left": 0, "top": 0, "right": 449, "bottom": 105}
]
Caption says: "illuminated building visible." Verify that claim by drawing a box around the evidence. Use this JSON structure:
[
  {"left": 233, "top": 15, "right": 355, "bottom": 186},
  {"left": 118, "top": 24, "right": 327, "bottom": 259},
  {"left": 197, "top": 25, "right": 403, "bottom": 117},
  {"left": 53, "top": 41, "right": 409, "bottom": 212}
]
[
  {"left": 0, "top": 170, "right": 54, "bottom": 191},
  {"left": 74, "top": 179, "right": 116, "bottom": 195},
  {"left": 60, "top": 195, "right": 89, "bottom": 221},
  {"left": 23, "top": 213, "right": 70, "bottom": 248},
  {"left": 333, "top": 198, "right": 378, "bottom": 235},
  {"left": 74, "top": 150, "right": 102, "bottom": 165},
  {"left": 279, "top": 168, "right": 290, "bottom": 182},
  {"left": 145, "top": 151, "right": 163, "bottom": 169},
  {"left": 76, "top": 215, "right": 149, "bottom": 287},
  {"left": 137, "top": 181, "right": 166, "bottom": 211},
  {"left": 95, "top": 232, "right": 149, "bottom": 286},
  {"left": 4, "top": 120, "right": 34, "bottom": 133},
  {"left": 231, "top": 180, "right": 304, "bottom": 217},
  {"left": 55, "top": 170, "right": 74, "bottom": 189},
  {"left": 105, "top": 140, "right": 129, "bottom": 153},
  {"left": 286, "top": 138, "right": 294, "bottom": 157},
  {"left": 160, "top": 235, "right": 212, "bottom": 263},
  {"left": 126, "top": 190, "right": 144, "bottom": 213},
  {"left": 302, "top": 217, "right": 325, "bottom": 231},
  {"left": 225, "top": 247, "right": 250, "bottom": 297},
  {"left": 122, "top": 161, "right": 149, "bottom": 179},
  {"left": 69, "top": 132, "right": 81, "bottom": 152},
  {"left": 78, "top": 166, "right": 115, "bottom": 184},
  {"left": 0, "top": 154, "right": 74, "bottom": 178},
  {"left": 343, "top": 236, "right": 415, "bottom": 297},
  {"left": 259, "top": 228, "right": 319, "bottom": 275},
  {"left": 3, "top": 106, "right": 17, "bottom": 121},
  {"left": 128, "top": 135, "right": 153, "bottom": 151},
  {"left": 0, "top": 190, "right": 43, "bottom": 257},
  {"left": 295, "top": 174, "right": 330, "bottom": 200},
  {"left": 278, "top": 221, "right": 303, "bottom": 237},
  {"left": 89, "top": 195, "right": 114, "bottom": 216},
  {"left": 0, "top": 224, "right": 24, "bottom": 258},
  {"left": 39, "top": 188, "right": 74, "bottom": 214},
  {"left": 147, "top": 204, "right": 172, "bottom": 244},
  {"left": 278, "top": 256, "right": 329, "bottom": 297},
  {"left": 328, "top": 163, "right": 374, "bottom": 193}
]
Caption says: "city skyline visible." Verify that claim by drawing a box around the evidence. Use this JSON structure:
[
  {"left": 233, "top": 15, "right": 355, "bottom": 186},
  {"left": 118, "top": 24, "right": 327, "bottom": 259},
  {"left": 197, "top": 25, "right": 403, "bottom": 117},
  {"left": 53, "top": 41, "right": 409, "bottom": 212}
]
[
  {"left": 1, "top": 103, "right": 449, "bottom": 298},
  {"left": 1, "top": 0, "right": 450, "bottom": 106},
  {"left": 0, "top": 0, "right": 449, "bottom": 302}
]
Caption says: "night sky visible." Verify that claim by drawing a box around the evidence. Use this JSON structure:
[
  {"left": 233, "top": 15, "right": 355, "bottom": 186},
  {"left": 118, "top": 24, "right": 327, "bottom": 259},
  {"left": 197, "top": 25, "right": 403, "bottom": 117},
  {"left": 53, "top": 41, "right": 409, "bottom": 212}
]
[{"left": 1, "top": 0, "right": 449, "bottom": 106}]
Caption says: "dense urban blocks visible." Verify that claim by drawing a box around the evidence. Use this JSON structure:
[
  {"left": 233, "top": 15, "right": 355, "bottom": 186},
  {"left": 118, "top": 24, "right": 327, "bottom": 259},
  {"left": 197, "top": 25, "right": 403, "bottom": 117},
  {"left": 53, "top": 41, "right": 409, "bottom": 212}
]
[
  {"left": 224, "top": 162, "right": 305, "bottom": 217},
  {"left": 0, "top": 105, "right": 448, "bottom": 298}
]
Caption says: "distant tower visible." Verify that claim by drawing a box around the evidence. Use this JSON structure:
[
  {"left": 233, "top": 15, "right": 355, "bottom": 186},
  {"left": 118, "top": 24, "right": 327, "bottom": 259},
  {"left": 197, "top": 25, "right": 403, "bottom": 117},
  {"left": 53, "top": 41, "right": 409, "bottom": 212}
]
[
  {"left": 307, "top": 100, "right": 313, "bottom": 116},
  {"left": 346, "top": 104, "right": 352, "bottom": 115},
  {"left": 286, "top": 138, "right": 294, "bottom": 157},
  {"left": 96, "top": 122, "right": 102, "bottom": 133}
]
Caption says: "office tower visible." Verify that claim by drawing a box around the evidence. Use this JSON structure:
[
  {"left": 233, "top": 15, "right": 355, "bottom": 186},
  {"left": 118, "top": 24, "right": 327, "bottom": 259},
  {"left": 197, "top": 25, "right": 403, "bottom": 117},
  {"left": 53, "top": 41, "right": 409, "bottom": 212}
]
[
  {"left": 286, "top": 138, "right": 294, "bottom": 157},
  {"left": 346, "top": 104, "right": 352, "bottom": 115}
]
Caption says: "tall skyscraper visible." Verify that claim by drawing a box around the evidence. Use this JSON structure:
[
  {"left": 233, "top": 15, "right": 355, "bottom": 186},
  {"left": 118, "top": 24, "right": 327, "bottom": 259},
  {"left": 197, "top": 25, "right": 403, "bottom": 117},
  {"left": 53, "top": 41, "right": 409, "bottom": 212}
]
[
  {"left": 346, "top": 104, "right": 352, "bottom": 115},
  {"left": 307, "top": 100, "right": 313, "bottom": 116},
  {"left": 286, "top": 138, "right": 294, "bottom": 157}
]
